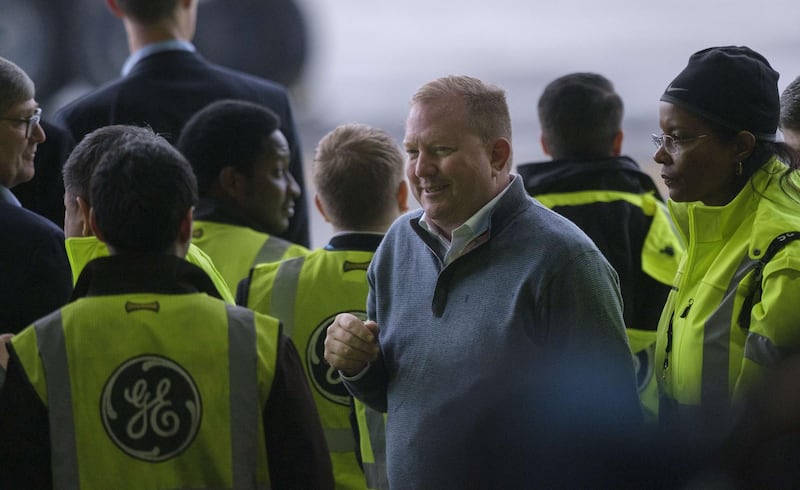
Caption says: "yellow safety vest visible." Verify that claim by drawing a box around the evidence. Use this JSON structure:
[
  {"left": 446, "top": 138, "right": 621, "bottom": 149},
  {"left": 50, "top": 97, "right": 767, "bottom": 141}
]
[
  {"left": 656, "top": 159, "right": 800, "bottom": 420},
  {"left": 353, "top": 401, "right": 388, "bottom": 490},
  {"left": 65, "top": 236, "right": 235, "bottom": 304},
  {"left": 12, "top": 295, "right": 279, "bottom": 489},
  {"left": 193, "top": 220, "right": 308, "bottom": 293},
  {"left": 244, "top": 247, "right": 387, "bottom": 489}
]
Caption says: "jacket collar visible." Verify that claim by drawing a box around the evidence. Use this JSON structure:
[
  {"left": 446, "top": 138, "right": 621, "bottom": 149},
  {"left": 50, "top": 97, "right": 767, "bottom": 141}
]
[
  {"left": 71, "top": 254, "right": 223, "bottom": 301},
  {"left": 517, "top": 155, "right": 661, "bottom": 196},
  {"left": 325, "top": 232, "right": 384, "bottom": 252},
  {"left": 668, "top": 158, "right": 792, "bottom": 247},
  {"left": 194, "top": 197, "right": 269, "bottom": 233},
  {"left": 122, "top": 40, "right": 196, "bottom": 76}
]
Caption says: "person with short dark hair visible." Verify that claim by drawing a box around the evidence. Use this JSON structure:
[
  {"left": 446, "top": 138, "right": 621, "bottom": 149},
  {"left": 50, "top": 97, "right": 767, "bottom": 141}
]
[
  {"left": 0, "top": 56, "right": 72, "bottom": 336},
  {"left": 653, "top": 46, "right": 800, "bottom": 434},
  {"left": 780, "top": 74, "right": 800, "bottom": 151},
  {"left": 53, "top": 0, "right": 311, "bottom": 247},
  {"left": 0, "top": 127, "right": 334, "bottom": 489},
  {"left": 178, "top": 99, "right": 308, "bottom": 291},
  {"left": 518, "top": 72, "right": 684, "bottom": 422},
  {"left": 61, "top": 124, "right": 234, "bottom": 302}
]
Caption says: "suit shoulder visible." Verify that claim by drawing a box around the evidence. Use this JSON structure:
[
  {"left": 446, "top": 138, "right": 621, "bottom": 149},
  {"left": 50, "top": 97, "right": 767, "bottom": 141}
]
[
  {"left": 0, "top": 203, "right": 64, "bottom": 239},
  {"left": 203, "top": 60, "right": 290, "bottom": 97}
]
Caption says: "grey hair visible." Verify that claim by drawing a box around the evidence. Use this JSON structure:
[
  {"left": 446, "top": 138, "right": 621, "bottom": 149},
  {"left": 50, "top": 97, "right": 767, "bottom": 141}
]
[{"left": 0, "top": 57, "right": 34, "bottom": 115}]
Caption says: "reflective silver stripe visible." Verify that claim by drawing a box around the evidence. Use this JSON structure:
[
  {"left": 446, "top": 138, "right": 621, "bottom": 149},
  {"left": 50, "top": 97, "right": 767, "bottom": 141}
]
[
  {"left": 226, "top": 305, "right": 266, "bottom": 489},
  {"left": 324, "top": 427, "right": 357, "bottom": 452},
  {"left": 35, "top": 312, "right": 81, "bottom": 490},
  {"left": 363, "top": 407, "right": 388, "bottom": 490},
  {"left": 269, "top": 257, "right": 305, "bottom": 338},
  {"left": 744, "top": 331, "right": 784, "bottom": 367},
  {"left": 701, "top": 251, "right": 759, "bottom": 408},
  {"left": 363, "top": 462, "right": 389, "bottom": 490},
  {"left": 254, "top": 237, "right": 290, "bottom": 266}
]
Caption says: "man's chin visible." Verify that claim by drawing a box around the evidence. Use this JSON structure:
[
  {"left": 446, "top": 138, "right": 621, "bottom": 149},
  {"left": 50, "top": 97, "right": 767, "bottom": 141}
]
[{"left": 11, "top": 169, "right": 35, "bottom": 188}]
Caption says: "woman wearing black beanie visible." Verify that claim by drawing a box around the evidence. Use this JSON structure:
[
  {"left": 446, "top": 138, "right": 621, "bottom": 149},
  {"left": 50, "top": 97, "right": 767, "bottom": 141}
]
[{"left": 652, "top": 46, "right": 800, "bottom": 437}]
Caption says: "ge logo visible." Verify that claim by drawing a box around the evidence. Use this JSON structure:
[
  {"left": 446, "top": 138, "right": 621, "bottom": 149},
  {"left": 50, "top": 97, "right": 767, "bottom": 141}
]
[
  {"left": 308, "top": 311, "right": 367, "bottom": 406},
  {"left": 100, "top": 355, "right": 202, "bottom": 462}
]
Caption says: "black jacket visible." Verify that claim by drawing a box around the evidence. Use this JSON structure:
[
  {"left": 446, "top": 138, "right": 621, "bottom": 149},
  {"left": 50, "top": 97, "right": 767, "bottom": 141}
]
[
  {"left": 54, "top": 49, "right": 310, "bottom": 247},
  {"left": 0, "top": 199, "right": 72, "bottom": 334}
]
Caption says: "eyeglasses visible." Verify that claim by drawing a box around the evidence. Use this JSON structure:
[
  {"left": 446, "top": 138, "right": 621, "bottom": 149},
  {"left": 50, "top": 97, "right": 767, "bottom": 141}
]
[
  {"left": 651, "top": 133, "right": 708, "bottom": 155},
  {"left": 0, "top": 107, "right": 42, "bottom": 138}
]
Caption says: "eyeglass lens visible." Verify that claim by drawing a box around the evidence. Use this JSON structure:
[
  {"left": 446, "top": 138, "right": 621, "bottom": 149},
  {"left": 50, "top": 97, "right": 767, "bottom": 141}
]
[{"left": 27, "top": 109, "right": 42, "bottom": 138}]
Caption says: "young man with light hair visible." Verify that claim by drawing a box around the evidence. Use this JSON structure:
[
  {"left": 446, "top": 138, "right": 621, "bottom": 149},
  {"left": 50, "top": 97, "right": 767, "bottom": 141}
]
[{"left": 239, "top": 123, "right": 408, "bottom": 489}]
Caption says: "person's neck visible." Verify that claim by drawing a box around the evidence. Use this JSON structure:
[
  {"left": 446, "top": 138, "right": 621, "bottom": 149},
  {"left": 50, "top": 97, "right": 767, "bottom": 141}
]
[
  {"left": 332, "top": 224, "right": 392, "bottom": 235},
  {"left": 126, "top": 21, "right": 188, "bottom": 53}
]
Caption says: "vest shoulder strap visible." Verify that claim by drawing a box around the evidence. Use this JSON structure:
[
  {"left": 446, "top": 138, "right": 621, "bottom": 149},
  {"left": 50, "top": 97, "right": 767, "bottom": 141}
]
[{"left": 738, "top": 231, "right": 800, "bottom": 330}]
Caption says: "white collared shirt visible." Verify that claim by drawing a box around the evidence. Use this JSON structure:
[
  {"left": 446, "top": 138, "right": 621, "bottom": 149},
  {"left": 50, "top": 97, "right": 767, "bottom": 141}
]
[{"left": 418, "top": 175, "right": 515, "bottom": 266}]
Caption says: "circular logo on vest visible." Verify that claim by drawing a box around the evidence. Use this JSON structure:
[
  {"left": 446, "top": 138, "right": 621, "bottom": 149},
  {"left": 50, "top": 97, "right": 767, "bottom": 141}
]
[
  {"left": 308, "top": 311, "right": 367, "bottom": 406},
  {"left": 100, "top": 355, "right": 202, "bottom": 462}
]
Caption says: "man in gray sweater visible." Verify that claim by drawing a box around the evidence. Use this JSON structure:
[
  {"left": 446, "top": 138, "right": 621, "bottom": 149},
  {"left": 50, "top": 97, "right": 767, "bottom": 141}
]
[{"left": 324, "top": 75, "right": 643, "bottom": 489}]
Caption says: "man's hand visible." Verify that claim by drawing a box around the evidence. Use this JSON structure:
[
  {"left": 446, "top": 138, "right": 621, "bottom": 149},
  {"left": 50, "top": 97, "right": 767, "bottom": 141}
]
[{"left": 324, "top": 313, "right": 380, "bottom": 377}]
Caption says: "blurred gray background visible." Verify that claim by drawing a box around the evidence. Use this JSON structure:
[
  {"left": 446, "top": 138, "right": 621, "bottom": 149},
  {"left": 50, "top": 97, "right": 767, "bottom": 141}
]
[{"left": 3, "top": 0, "right": 800, "bottom": 247}]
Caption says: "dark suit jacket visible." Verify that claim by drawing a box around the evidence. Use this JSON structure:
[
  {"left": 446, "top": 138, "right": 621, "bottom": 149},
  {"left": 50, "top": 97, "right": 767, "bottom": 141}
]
[
  {"left": 0, "top": 200, "right": 73, "bottom": 334},
  {"left": 53, "top": 49, "right": 310, "bottom": 247}
]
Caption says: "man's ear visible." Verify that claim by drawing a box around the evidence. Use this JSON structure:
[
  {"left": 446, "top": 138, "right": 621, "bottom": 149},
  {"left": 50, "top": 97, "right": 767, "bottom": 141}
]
[
  {"left": 612, "top": 130, "right": 624, "bottom": 157},
  {"left": 77, "top": 196, "right": 93, "bottom": 237},
  {"left": 396, "top": 180, "right": 409, "bottom": 213},
  {"left": 315, "top": 194, "right": 331, "bottom": 223},
  {"left": 218, "top": 166, "right": 243, "bottom": 202},
  {"left": 540, "top": 134, "right": 551, "bottom": 156},
  {"left": 177, "top": 207, "right": 193, "bottom": 246},
  {"left": 490, "top": 138, "right": 512, "bottom": 172},
  {"left": 89, "top": 208, "right": 106, "bottom": 243}
]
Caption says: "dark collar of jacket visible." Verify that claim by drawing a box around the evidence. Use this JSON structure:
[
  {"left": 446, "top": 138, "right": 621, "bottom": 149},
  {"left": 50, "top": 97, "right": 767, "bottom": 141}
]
[
  {"left": 325, "top": 233, "right": 384, "bottom": 252},
  {"left": 126, "top": 48, "right": 205, "bottom": 77},
  {"left": 517, "top": 155, "right": 663, "bottom": 198},
  {"left": 71, "top": 254, "right": 223, "bottom": 301},
  {"left": 409, "top": 175, "right": 532, "bottom": 255},
  {"left": 194, "top": 197, "right": 271, "bottom": 234}
]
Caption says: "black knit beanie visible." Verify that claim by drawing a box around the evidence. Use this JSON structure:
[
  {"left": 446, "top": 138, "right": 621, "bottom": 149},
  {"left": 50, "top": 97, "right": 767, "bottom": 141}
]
[{"left": 660, "top": 46, "right": 779, "bottom": 141}]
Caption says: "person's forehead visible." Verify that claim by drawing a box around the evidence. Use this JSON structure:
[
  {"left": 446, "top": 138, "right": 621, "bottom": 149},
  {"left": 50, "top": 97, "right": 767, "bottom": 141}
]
[
  {"left": 1, "top": 98, "right": 36, "bottom": 116},
  {"left": 405, "top": 99, "right": 468, "bottom": 136},
  {"left": 659, "top": 101, "right": 709, "bottom": 129},
  {"left": 253, "top": 130, "right": 290, "bottom": 167}
]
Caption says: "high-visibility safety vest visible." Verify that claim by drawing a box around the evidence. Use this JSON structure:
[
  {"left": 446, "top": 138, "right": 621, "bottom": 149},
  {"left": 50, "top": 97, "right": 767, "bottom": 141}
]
[
  {"left": 353, "top": 401, "right": 388, "bottom": 490},
  {"left": 656, "top": 158, "right": 800, "bottom": 421},
  {"left": 65, "top": 236, "right": 235, "bottom": 304},
  {"left": 193, "top": 220, "right": 308, "bottom": 293},
  {"left": 12, "top": 294, "right": 279, "bottom": 489},
  {"left": 242, "top": 243, "right": 386, "bottom": 490}
]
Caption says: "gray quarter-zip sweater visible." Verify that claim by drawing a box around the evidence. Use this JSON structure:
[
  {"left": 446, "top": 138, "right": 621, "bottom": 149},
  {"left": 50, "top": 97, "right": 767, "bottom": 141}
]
[{"left": 344, "top": 177, "right": 643, "bottom": 489}]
